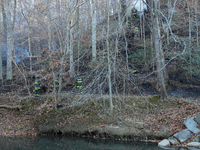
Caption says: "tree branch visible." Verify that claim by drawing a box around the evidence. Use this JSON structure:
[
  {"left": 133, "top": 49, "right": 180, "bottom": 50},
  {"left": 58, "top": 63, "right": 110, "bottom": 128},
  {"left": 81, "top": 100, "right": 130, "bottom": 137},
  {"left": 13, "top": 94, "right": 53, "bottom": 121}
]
[{"left": 0, "top": 105, "right": 22, "bottom": 110}]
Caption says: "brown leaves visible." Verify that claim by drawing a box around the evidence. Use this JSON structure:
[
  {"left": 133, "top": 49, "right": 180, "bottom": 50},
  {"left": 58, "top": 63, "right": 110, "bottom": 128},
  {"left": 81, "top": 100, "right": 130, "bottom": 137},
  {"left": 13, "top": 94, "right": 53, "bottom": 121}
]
[
  {"left": 0, "top": 109, "right": 38, "bottom": 137},
  {"left": 144, "top": 99, "right": 200, "bottom": 135}
]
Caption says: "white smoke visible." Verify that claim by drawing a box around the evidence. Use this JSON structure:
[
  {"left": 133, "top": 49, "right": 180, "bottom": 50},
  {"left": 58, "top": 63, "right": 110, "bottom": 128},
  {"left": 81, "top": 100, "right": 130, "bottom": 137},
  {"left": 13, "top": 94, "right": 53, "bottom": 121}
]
[
  {"left": 133, "top": 0, "right": 147, "bottom": 11},
  {"left": 133, "top": 0, "right": 147, "bottom": 17}
]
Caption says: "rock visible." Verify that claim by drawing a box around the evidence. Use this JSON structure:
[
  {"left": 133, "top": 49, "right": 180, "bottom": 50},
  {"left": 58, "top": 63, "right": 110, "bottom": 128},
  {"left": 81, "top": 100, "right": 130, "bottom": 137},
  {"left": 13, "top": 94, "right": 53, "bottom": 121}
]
[
  {"left": 193, "top": 134, "right": 200, "bottom": 142},
  {"left": 158, "top": 139, "right": 170, "bottom": 147},
  {"left": 160, "top": 147, "right": 185, "bottom": 150},
  {"left": 184, "top": 117, "right": 200, "bottom": 134},
  {"left": 188, "top": 148, "right": 200, "bottom": 150},
  {"left": 168, "top": 137, "right": 180, "bottom": 145},
  {"left": 187, "top": 142, "right": 200, "bottom": 147},
  {"left": 173, "top": 129, "right": 191, "bottom": 143},
  {"left": 196, "top": 114, "right": 200, "bottom": 125}
]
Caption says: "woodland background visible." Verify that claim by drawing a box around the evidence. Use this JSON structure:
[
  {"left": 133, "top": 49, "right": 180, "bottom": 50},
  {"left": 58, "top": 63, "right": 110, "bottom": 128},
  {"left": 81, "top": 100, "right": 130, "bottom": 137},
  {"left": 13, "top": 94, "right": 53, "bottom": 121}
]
[{"left": 0, "top": 0, "right": 200, "bottom": 115}]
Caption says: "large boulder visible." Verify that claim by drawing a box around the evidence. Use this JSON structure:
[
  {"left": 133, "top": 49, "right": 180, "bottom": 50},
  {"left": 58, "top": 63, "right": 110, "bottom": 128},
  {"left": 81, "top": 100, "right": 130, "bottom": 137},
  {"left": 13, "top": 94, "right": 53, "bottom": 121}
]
[
  {"left": 158, "top": 139, "right": 170, "bottom": 147},
  {"left": 196, "top": 114, "right": 200, "bottom": 125},
  {"left": 187, "top": 142, "right": 200, "bottom": 147},
  {"left": 184, "top": 117, "right": 200, "bottom": 134},
  {"left": 173, "top": 129, "right": 191, "bottom": 143},
  {"left": 168, "top": 137, "right": 180, "bottom": 145},
  {"left": 188, "top": 148, "right": 200, "bottom": 150},
  {"left": 193, "top": 134, "right": 200, "bottom": 142}
]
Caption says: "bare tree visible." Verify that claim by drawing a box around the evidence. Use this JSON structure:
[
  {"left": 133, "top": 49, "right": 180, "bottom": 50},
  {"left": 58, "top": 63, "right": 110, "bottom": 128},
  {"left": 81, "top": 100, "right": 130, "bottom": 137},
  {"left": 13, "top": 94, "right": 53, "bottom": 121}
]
[
  {"left": 20, "top": 0, "right": 33, "bottom": 73},
  {"left": 0, "top": 4, "right": 2, "bottom": 80},
  {"left": 46, "top": 0, "right": 52, "bottom": 58},
  {"left": 195, "top": 0, "right": 198, "bottom": 46},
  {"left": 1, "top": 0, "right": 6, "bottom": 37},
  {"left": 6, "top": 0, "right": 14, "bottom": 80},
  {"left": 152, "top": 0, "right": 168, "bottom": 100},
  {"left": 67, "top": 0, "right": 76, "bottom": 77},
  {"left": 95, "top": 0, "right": 100, "bottom": 23},
  {"left": 120, "top": 0, "right": 126, "bottom": 20},
  {"left": 91, "top": 0, "right": 97, "bottom": 60},
  {"left": 106, "top": 0, "right": 113, "bottom": 114},
  {"left": 28, "top": 0, "right": 32, "bottom": 73},
  {"left": 75, "top": 0, "right": 81, "bottom": 72}
]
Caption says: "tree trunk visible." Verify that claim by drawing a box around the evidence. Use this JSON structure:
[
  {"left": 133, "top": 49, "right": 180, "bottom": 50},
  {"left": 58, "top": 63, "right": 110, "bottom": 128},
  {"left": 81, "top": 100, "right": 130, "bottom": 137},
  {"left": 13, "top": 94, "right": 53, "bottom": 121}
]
[
  {"left": 152, "top": 0, "right": 168, "bottom": 100},
  {"left": 106, "top": 0, "right": 113, "bottom": 114},
  {"left": 126, "top": 0, "right": 131, "bottom": 18},
  {"left": 67, "top": 0, "right": 75, "bottom": 77},
  {"left": 2, "top": 0, "right": 7, "bottom": 37},
  {"left": 76, "top": 0, "right": 81, "bottom": 72},
  {"left": 12, "top": 0, "right": 16, "bottom": 72},
  {"left": 195, "top": 0, "right": 198, "bottom": 46},
  {"left": 96, "top": 0, "right": 100, "bottom": 23},
  {"left": 148, "top": 0, "right": 155, "bottom": 70},
  {"left": 6, "top": 0, "right": 13, "bottom": 80},
  {"left": 65, "top": 0, "right": 70, "bottom": 54},
  {"left": 186, "top": 0, "right": 192, "bottom": 79},
  {"left": 186, "top": 0, "right": 191, "bottom": 46},
  {"left": 69, "top": 28, "right": 74, "bottom": 77},
  {"left": 56, "top": 0, "right": 61, "bottom": 24},
  {"left": 167, "top": 0, "right": 171, "bottom": 44},
  {"left": 91, "top": 0, "right": 97, "bottom": 60},
  {"left": 0, "top": 11, "right": 2, "bottom": 80},
  {"left": 120, "top": 0, "right": 126, "bottom": 20},
  {"left": 28, "top": 0, "right": 32, "bottom": 73},
  {"left": 46, "top": 0, "right": 52, "bottom": 58},
  {"left": 28, "top": 22, "right": 32, "bottom": 73},
  {"left": 143, "top": 8, "right": 146, "bottom": 64}
]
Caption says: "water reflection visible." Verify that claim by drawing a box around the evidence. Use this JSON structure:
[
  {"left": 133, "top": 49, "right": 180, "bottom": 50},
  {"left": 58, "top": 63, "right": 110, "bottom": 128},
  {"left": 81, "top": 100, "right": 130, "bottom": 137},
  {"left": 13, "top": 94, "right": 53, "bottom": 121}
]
[{"left": 0, "top": 136, "right": 192, "bottom": 150}]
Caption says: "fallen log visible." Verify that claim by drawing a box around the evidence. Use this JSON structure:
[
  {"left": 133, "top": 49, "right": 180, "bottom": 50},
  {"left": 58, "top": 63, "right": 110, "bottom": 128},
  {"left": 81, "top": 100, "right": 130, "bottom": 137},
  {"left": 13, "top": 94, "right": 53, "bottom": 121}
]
[{"left": 0, "top": 105, "right": 22, "bottom": 110}]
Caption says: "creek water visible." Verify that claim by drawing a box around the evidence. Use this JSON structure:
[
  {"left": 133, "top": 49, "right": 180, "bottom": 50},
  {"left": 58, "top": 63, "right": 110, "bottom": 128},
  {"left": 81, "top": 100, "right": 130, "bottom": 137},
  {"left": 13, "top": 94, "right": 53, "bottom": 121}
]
[{"left": 0, "top": 136, "right": 189, "bottom": 150}]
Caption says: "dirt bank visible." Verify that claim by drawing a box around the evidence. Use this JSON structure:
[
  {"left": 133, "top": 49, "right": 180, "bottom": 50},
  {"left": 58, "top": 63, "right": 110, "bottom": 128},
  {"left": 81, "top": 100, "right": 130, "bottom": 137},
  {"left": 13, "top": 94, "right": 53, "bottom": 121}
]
[{"left": 0, "top": 93, "right": 200, "bottom": 149}]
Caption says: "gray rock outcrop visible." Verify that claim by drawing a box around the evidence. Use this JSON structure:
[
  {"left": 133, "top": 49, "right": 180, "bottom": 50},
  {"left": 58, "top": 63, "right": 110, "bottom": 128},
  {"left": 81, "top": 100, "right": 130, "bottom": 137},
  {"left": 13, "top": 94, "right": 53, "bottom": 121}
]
[
  {"left": 158, "top": 114, "right": 200, "bottom": 148},
  {"left": 187, "top": 142, "right": 200, "bottom": 147},
  {"left": 184, "top": 117, "right": 200, "bottom": 134},
  {"left": 193, "top": 134, "right": 200, "bottom": 142},
  {"left": 168, "top": 137, "right": 180, "bottom": 145},
  {"left": 196, "top": 114, "right": 200, "bottom": 125},
  {"left": 158, "top": 139, "right": 170, "bottom": 147},
  {"left": 188, "top": 148, "right": 200, "bottom": 150},
  {"left": 173, "top": 129, "right": 191, "bottom": 143}
]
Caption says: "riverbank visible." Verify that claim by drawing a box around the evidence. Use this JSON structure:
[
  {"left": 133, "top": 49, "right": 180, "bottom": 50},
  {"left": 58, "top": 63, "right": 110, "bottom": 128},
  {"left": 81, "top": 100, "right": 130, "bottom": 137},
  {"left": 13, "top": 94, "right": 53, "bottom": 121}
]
[{"left": 0, "top": 94, "right": 200, "bottom": 149}]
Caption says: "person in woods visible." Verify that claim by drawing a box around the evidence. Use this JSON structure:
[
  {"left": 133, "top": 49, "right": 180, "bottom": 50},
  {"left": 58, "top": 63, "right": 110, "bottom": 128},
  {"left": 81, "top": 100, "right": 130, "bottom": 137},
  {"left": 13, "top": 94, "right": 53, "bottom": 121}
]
[
  {"left": 75, "top": 74, "right": 83, "bottom": 95},
  {"left": 34, "top": 75, "right": 41, "bottom": 97}
]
